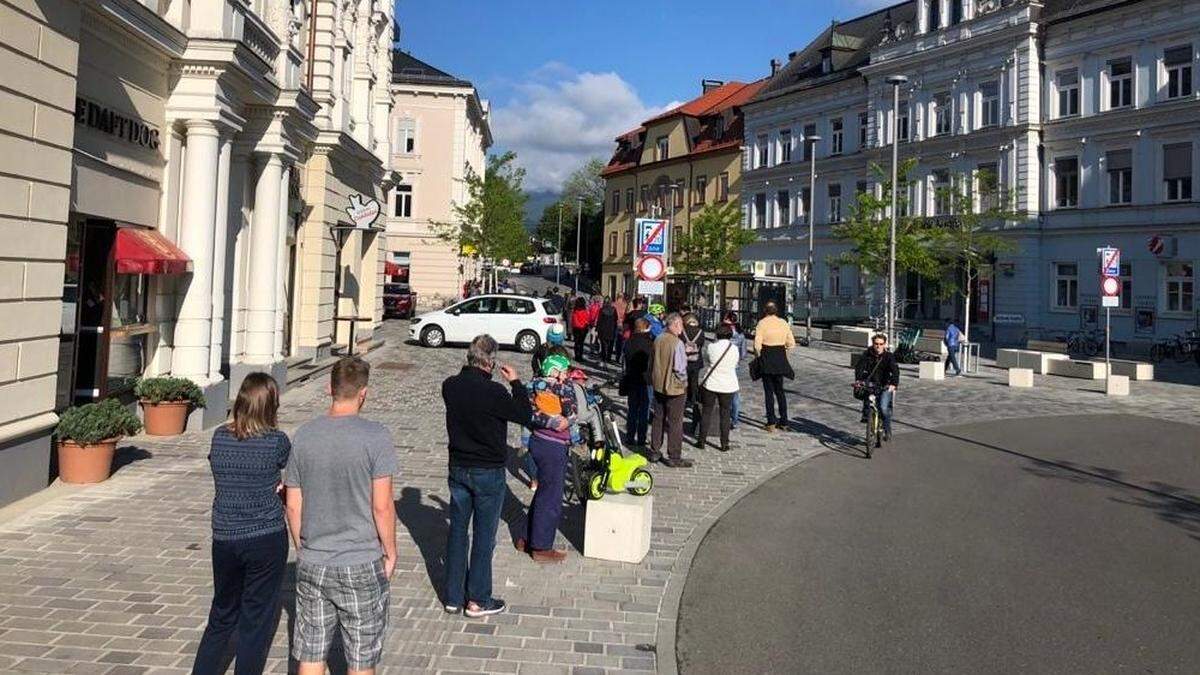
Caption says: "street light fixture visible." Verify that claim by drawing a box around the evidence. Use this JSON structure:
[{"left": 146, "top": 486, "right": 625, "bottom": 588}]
[
  {"left": 574, "top": 195, "right": 584, "bottom": 292},
  {"left": 556, "top": 202, "right": 563, "bottom": 286},
  {"left": 885, "top": 74, "right": 909, "bottom": 344},
  {"left": 804, "top": 135, "right": 822, "bottom": 346}
]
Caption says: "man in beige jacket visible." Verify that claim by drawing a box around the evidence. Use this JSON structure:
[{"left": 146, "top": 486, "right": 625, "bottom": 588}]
[{"left": 650, "top": 313, "right": 694, "bottom": 468}]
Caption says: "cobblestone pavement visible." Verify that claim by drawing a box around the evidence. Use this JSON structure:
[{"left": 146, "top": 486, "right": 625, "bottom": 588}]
[{"left": 1, "top": 322, "right": 1197, "bottom": 675}]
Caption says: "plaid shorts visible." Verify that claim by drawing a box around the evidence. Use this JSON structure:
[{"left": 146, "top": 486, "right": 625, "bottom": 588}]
[{"left": 293, "top": 558, "right": 390, "bottom": 669}]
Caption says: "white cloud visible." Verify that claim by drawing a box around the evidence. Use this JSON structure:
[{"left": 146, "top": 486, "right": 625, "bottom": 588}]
[{"left": 491, "top": 65, "right": 678, "bottom": 192}]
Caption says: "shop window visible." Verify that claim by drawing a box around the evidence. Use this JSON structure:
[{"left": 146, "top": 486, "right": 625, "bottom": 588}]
[
  {"left": 1055, "top": 263, "right": 1079, "bottom": 309},
  {"left": 1165, "top": 262, "right": 1194, "bottom": 313},
  {"left": 107, "top": 273, "right": 151, "bottom": 395}
]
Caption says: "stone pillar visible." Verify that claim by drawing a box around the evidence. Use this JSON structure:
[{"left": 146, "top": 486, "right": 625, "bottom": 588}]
[
  {"left": 171, "top": 120, "right": 221, "bottom": 383},
  {"left": 245, "top": 153, "right": 283, "bottom": 363},
  {"left": 208, "top": 132, "right": 233, "bottom": 382},
  {"left": 274, "top": 162, "right": 290, "bottom": 359}
]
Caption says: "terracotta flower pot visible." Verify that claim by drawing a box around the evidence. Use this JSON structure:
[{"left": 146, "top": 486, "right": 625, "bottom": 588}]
[
  {"left": 57, "top": 438, "right": 118, "bottom": 484},
  {"left": 141, "top": 400, "right": 190, "bottom": 436}
]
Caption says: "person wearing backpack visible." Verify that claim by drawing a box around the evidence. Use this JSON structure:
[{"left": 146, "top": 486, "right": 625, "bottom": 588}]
[
  {"left": 681, "top": 312, "right": 706, "bottom": 434},
  {"left": 696, "top": 324, "right": 740, "bottom": 452}
]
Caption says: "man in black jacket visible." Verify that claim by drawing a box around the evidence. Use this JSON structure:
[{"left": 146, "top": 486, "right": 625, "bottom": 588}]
[
  {"left": 854, "top": 333, "right": 900, "bottom": 440},
  {"left": 621, "top": 317, "right": 655, "bottom": 452},
  {"left": 441, "top": 335, "right": 534, "bottom": 618}
]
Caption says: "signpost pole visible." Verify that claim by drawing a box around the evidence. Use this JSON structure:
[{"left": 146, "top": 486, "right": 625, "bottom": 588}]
[{"left": 1105, "top": 305, "right": 1111, "bottom": 391}]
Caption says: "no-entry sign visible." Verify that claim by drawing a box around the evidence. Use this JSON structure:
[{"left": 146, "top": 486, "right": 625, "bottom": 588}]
[{"left": 637, "top": 255, "right": 665, "bottom": 281}]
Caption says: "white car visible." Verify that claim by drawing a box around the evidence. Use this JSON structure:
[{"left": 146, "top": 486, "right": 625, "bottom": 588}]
[{"left": 409, "top": 294, "right": 560, "bottom": 353}]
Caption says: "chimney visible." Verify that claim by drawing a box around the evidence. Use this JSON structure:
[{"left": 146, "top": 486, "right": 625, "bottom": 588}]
[
  {"left": 770, "top": 58, "right": 781, "bottom": 76},
  {"left": 701, "top": 79, "right": 725, "bottom": 93}
]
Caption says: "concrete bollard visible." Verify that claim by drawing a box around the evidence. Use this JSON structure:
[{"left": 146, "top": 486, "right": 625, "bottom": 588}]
[
  {"left": 1105, "top": 374, "right": 1130, "bottom": 396},
  {"left": 918, "top": 361, "right": 945, "bottom": 380},
  {"left": 1008, "top": 368, "right": 1034, "bottom": 388},
  {"left": 584, "top": 493, "right": 652, "bottom": 563}
]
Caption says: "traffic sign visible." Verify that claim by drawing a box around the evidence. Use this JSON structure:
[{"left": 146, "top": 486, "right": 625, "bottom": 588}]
[
  {"left": 1099, "top": 247, "right": 1120, "bottom": 277},
  {"left": 636, "top": 255, "right": 665, "bottom": 281},
  {"left": 636, "top": 218, "right": 668, "bottom": 256},
  {"left": 638, "top": 279, "right": 664, "bottom": 295},
  {"left": 1101, "top": 274, "right": 1120, "bottom": 308}
]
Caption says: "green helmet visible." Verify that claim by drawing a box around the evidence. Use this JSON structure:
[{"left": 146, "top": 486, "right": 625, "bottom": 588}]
[
  {"left": 540, "top": 354, "right": 571, "bottom": 377},
  {"left": 648, "top": 303, "right": 666, "bottom": 317}
]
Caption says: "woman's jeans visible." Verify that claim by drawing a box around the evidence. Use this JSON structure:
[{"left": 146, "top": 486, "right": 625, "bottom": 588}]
[
  {"left": 192, "top": 529, "right": 288, "bottom": 675},
  {"left": 445, "top": 466, "right": 506, "bottom": 607},
  {"left": 527, "top": 436, "right": 567, "bottom": 551}
]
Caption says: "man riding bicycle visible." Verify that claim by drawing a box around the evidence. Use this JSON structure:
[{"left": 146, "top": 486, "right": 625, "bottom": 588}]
[{"left": 854, "top": 333, "right": 900, "bottom": 441}]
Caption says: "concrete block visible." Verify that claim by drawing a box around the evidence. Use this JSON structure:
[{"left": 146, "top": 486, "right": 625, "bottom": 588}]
[
  {"left": 1106, "top": 374, "right": 1129, "bottom": 396},
  {"left": 1008, "top": 368, "right": 1034, "bottom": 388},
  {"left": 1045, "top": 359, "right": 1106, "bottom": 380},
  {"left": 1108, "top": 360, "right": 1153, "bottom": 381},
  {"left": 999, "top": 349, "right": 1072, "bottom": 374},
  {"left": 0, "top": 344, "right": 18, "bottom": 382},
  {"left": 835, "top": 326, "right": 872, "bottom": 348},
  {"left": 0, "top": 4, "right": 42, "bottom": 58},
  {"left": 0, "top": 300, "right": 59, "bottom": 341},
  {"left": 918, "top": 360, "right": 944, "bottom": 380},
  {"left": 0, "top": 261, "right": 24, "bottom": 300},
  {"left": 23, "top": 262, "right": 64, "bottom": 299},
  {"left": 0, "top": 89, "right": 36, "bottom": 137},
  {"left": 0, "top": 374, "right": 55, "bottom": 424},
  {"left": 0, "top": 178, "right": 31, "bottom": 218},
  {"left": 914, "top": 336, "right": 948, "bottom": 355},
  {"left": 584, "top": 493, "right": 652, "bottom": 564},
  {"left": 17, "top": 338, "right": 59, "bottom": 379}
]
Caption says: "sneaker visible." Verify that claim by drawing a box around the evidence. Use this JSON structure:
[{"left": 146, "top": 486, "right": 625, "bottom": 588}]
[
  {"left": 464, "top": 599, "right": 507, "bottom": 618},
  {"left": 444, "top": 604, "right": 461, "bottom": 614}
]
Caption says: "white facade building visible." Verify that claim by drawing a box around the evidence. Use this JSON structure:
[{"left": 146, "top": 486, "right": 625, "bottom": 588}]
[{"left": 742, "top": 0, "right": 1199, "bottom": 346}]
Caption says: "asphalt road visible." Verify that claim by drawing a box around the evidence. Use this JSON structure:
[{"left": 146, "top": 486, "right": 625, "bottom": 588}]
[{"left": 676, "top": 414, "right": 1200, "bottom": 675}]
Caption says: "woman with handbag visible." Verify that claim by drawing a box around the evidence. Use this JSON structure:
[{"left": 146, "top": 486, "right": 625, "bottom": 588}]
[
  {"left": 752, "top": 301, "right": 796, "bottom": 432},
  {"left": 696, "top": 324, "right": 740, "bottom": 452}
]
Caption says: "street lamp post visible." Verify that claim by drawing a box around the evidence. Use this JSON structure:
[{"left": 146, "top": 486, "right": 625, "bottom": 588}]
[
  {"left": 805, "top": 135, "right": 822, "bottom": 346},
  {"left": 574, "top": 196, "right": 584, "bottom": 293},
  {"left": 885, "top": 74, "right": 909, "bottom": 343},
  {"left": 556, "top": 202, "right": 563, "bottom": 286}
]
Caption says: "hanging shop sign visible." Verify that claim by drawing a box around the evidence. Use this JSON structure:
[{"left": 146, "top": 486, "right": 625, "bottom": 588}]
[
  {"left": 74, "top": 97, "right": 160, "bottom": 150},
  {"left": 345, "top": 194, "right": 382, "bottom": 230}
]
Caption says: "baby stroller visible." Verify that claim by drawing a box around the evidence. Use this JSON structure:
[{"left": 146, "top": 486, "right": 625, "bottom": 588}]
[{"left": 566, "top": 380, "right": 654, "bottom": 503}]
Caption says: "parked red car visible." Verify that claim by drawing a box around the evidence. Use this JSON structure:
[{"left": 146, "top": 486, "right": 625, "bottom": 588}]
[{"left": 383, "top": 283, "right": 416, "bottom": 319}]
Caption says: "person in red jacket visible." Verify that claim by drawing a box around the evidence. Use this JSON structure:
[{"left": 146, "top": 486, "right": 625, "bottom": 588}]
[{"left": 570, "top": 297, "right": 590, "bottom": 363}]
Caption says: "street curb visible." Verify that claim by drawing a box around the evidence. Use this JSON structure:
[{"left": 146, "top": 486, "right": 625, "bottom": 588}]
[{"left": 655, "top": 445, "right": 826, "bottom": 675}]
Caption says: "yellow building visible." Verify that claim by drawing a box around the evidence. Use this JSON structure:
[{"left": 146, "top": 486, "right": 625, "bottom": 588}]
[{"left": 600, "top": 79, "right": 765, "bottom": 299}]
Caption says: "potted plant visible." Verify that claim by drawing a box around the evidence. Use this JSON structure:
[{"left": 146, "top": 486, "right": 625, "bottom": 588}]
[
  {"left": 135, "top": 376, "right": 205, "bottom": 436},
  {"left": 56, "top": 399, "right": 142, "bottom": 484}
]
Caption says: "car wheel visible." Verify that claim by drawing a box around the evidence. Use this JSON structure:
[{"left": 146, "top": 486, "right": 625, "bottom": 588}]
[
  {"left": 420, "top": 325, "right": 445, "bottom": 348},
  {"left": 516, "top": 330, "right": 540, "bottom": 353}
]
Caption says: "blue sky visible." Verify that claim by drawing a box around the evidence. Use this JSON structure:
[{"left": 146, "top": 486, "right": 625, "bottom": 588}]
[{"left": 395, "top": 0, "right": 895, "bottom": 191}]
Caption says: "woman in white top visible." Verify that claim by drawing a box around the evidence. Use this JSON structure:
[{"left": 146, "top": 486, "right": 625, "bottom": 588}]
[{"left": 696, "top": 324, "right": 741, "bottom": 452}]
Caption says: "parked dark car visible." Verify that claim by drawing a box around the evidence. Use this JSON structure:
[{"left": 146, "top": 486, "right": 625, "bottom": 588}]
[
  {"left": 519, "top": 261, "right": 542, "bottom": 275},
  {"left": 383, "top": 283, "right": 416, "bottom": 319}
]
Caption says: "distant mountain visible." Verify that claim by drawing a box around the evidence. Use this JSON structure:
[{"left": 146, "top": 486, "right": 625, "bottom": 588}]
[{"left": 524, "top": 190, "right": 560, "bottom": 233}]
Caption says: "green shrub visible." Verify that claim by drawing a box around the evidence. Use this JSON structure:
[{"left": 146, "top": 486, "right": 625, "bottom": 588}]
[
  {"left": 56, "top": 399, "right": 142, "bottom": 445},
  {"left": 134, "top": 376, "right": 206, "bottom": 407}
]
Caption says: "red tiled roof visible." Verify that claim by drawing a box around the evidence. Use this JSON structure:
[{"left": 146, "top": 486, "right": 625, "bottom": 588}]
[{"left": 602, "top": 79, "right": 767, "bottom": 177}]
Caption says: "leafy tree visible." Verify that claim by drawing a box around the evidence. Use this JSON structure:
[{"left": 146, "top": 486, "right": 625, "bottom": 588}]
[
  {"left": 536, "top": 200, "right": 573, "bottom": 257},
  {"left": 927, "top": 169, "right": 1023, "bottom": 339},
  {"left": 675, "top": 201, "right": 758, "bottom": 275},
  {"left": 531, "top": 158, "right": 607, "bottom": 286},
  {"left": 430, "top": 151, "right": 530, "bottom": 265},
  {"left": 561, "top": 158, "right": 606, "bottom": 217}
]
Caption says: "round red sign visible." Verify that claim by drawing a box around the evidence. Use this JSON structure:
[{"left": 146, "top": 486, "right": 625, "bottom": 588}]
[
  {"left": 1101, "top": 276, "right": 1120, "bottom": 296},
  {"left": 637, "top": 255, "right": 665, "bottom": 281}
]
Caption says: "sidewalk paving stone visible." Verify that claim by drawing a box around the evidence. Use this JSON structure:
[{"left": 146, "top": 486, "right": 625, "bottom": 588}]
[{"left": 0, "top": 322, "right": 1195, "bottom": 674}]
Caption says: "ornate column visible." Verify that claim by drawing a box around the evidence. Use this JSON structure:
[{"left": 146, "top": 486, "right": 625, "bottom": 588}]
[
  {"left": 245, "top": 153, "right": 283, "bottom": 363},
  {"left": 274, "top": 162, "right": 291, "bottom": 359},
  {"left": 171, "top": 120, "right": 221, "bottom": 382},
  {"left": 208, "top": 132, "right": 233, "bottom": 382}
]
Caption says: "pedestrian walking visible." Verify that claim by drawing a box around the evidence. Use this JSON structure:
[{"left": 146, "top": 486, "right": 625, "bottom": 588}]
[
  {"left": 943, "top": 318, "right": 964, "bottom": 376},
  {"left": 440, "top": 336, "right": 533, "bottom": 617},
  {"left": 192, "top": 374, "right": 290, "bottom": 675},
  {"left": 621, "top": 317, "right": 655, "bottom": 449},
  {"left": 284, "top": 357, "right": 398, "bottom": 675},
  {"left": 515, "top": 354, "right": 576, "bottom": 563},
  {"left": 650, "top": 313, "right": 694, "bottom": 468},
  {"left": 570, "top": 297, "right": 590, "bottom": 363},
  {"left": 722, "top": 311, "right": 747, "bottom": 430},
  {"left": 752, "top": 302, "right": 796, "bottom": 432},
  {"left": 597, "top": 297, "right": 618, "bottom": 364},
  {"left": 855, "top": 333, "right": 900, "bottom": 440},
  {"left": 681, "top": 313, "right": 706, "bottom": 433},
  {"left": 697, "top": 324, "right": 740, "bottom": 452}
]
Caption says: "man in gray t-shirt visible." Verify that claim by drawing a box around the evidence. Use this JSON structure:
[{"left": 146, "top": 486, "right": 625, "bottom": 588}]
[{"left": 284, "top": 357, "right": 397, "bottom": 675}]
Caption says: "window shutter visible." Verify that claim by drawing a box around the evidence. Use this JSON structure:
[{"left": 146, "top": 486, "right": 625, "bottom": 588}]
[
  {"left": 1106, "top": 149, "right": 1132, "bottom": 171},
  {"left": 1165, "top": 46, "right": 1193, "bottom": 66},
  {"left": 1164, "top": 143, "right": 1192, "bottom": 180}
]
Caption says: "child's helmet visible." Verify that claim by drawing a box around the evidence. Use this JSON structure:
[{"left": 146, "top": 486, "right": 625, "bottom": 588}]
[
  {"left": 546, "top": 323, "right": 565, "bottom": 345},
  {"left": 540, "top": 354, "right": 571, "bottom": 377},
  {"left": 649, "top": 303, "right": 666, "bottom": 317}
]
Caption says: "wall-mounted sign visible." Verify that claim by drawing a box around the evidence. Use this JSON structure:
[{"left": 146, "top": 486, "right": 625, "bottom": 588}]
[
  {"left": 74, "top": 97, "right": 160, "bottom": 150},
  {"left": 993, "top": 313, "right": 1024, "bottom": 324},
  {"left": 345, "top": 194, "right": 381, "bottom": 230}
]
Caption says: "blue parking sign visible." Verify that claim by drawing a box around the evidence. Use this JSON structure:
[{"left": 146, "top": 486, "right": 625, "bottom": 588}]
[{"left": 636, "top": 218, "right": 667, "bottom": 255}]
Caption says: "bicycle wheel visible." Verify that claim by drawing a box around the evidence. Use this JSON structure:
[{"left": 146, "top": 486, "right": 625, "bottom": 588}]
[
  {"left": 1174, "top": 343, "right": 1192, "bottom": 364},
  {"left": 1150, "top": 343, "right": 1165, "bottom": 363},
  {"left": 864, "top": 406, "right": 876, "bottom": 459},
  {"left": 1084, "top": 339, "right": 1100, "bottom": 358}
]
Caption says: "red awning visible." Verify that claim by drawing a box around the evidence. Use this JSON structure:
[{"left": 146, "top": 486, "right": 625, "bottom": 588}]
[
  {"left": 384, "top": 261, "right": 401, "bottom": 276},
  {"left": 113, "top": 227, "right": 191, "bottom": 275}
]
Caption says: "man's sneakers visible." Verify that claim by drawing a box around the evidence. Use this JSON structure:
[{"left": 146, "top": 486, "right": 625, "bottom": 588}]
[
  {"left": 444, "top": 604, "right": 461, "bottom": 615},
  {"left": 464, "top": 599, "right": 507, "bottom": 618}
]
